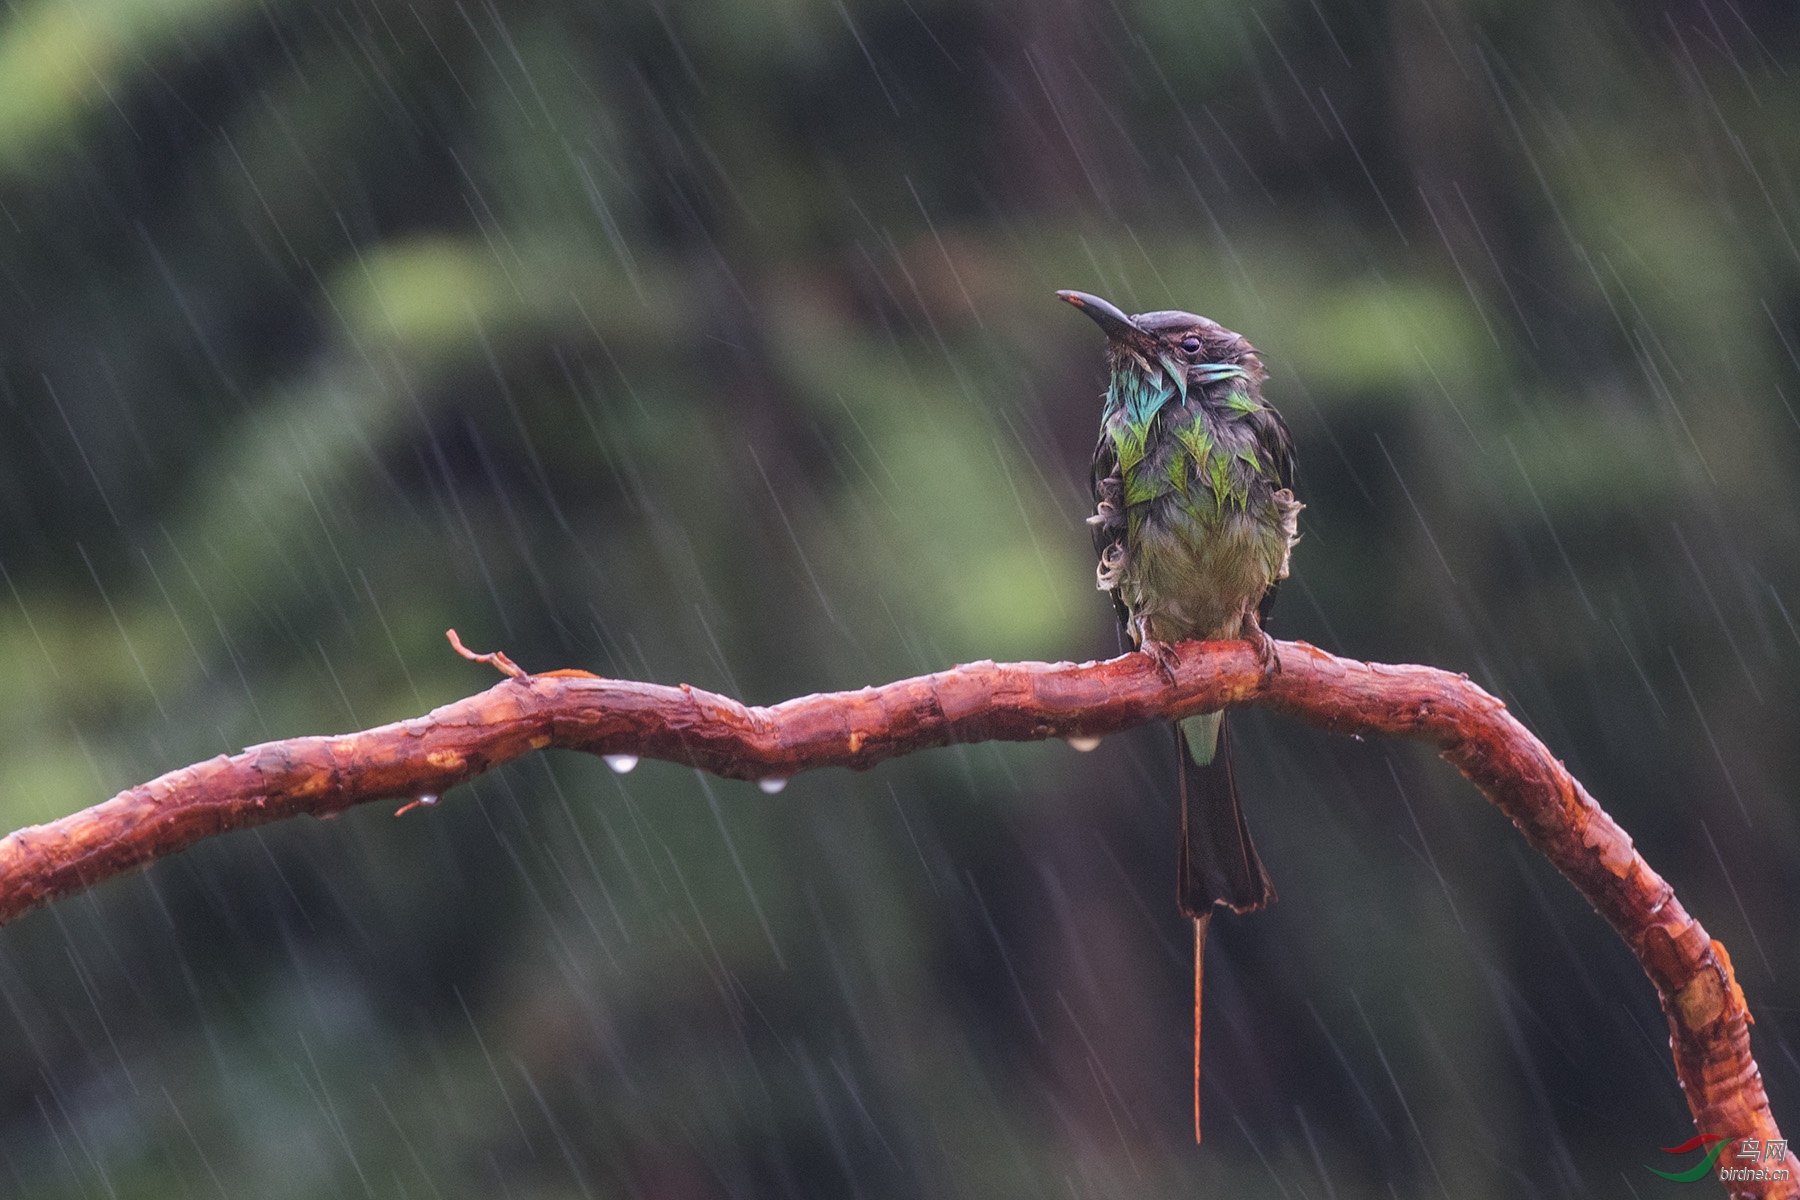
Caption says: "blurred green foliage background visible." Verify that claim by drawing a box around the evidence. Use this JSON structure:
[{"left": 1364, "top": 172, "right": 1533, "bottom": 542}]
[{"left": 0, "top": 0, "right": 1796, "bottom": 1195}]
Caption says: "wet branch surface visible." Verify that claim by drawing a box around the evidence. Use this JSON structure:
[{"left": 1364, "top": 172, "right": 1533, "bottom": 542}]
[{"left": 0, "top": 633, "right": 1786, "bottom": 1196}]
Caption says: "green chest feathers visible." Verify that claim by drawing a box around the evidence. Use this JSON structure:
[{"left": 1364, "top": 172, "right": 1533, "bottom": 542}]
[{"left": 1110, "top": 391, "right": 1265, "bottom": 516}]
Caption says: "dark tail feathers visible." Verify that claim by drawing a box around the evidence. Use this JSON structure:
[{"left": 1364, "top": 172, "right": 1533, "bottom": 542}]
[{"left": 1176, "top": 713, "right": 1276, "bottom": 917}]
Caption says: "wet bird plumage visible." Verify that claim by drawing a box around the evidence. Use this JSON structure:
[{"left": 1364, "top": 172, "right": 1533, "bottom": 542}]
[{"left": 1060, "top": 290, "right": 1300, "bottom": 1141}]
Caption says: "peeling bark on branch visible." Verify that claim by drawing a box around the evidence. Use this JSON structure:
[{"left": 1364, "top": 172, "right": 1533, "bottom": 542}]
[{"left": 0, "top": 635, "right": 1785, "bottom": 1197}]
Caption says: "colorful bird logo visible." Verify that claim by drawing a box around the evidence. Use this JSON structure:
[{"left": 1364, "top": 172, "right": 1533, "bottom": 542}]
[{"left": 1645, "top": 1134, "right": 1736, "bottom": 1182}]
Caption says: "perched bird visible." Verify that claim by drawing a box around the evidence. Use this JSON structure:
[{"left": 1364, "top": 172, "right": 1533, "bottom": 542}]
[{"left": 1058, "top": 289, "right": 1301, "bottom": 1141}]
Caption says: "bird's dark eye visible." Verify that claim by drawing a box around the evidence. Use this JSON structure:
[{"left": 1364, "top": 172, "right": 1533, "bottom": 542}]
[{"left": 1180, "top": 335, "right": 1202, "bottom": 356}]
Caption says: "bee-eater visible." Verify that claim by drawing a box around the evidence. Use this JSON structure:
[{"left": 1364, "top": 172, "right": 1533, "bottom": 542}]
[{"left": 1059, "top": 289, "right": 1301, "bottom": 1141}]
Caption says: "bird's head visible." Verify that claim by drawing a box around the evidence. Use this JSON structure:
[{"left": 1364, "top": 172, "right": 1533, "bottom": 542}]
[{"left": 1056, "top": 290, "right": 1264, "bottom": 399}]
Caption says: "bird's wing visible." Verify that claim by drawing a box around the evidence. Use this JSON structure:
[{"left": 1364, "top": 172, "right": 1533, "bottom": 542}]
[
  {"left": 1089, "top": 431, "right": 1131, "bottom": 635},
  {"left": 1253, "top": 403, "right": 1297, "bottom": 627}
]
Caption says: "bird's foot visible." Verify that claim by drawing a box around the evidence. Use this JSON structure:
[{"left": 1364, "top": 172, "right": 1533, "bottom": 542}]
[
  {"left": 1242, "top": 613, "right": 1281, "bottom": 682},
  {"left": 1141, "top": 639, "right": 1182, "bottom": 686}
]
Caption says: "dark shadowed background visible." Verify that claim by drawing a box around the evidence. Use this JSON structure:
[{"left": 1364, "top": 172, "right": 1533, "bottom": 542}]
[{"left": 0, "top": 0, "right": 1796, "bottom": 1196}]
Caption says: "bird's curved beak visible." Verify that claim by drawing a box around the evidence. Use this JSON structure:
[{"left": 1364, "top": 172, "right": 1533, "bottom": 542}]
[{"left": 1056, "top": 290, "right": 1140, "bottom": 341}]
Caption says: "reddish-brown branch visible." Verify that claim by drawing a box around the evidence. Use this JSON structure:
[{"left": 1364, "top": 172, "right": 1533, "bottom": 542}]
[{"left": 0, "top": 636, "right": 1784, "bottom": 1196}]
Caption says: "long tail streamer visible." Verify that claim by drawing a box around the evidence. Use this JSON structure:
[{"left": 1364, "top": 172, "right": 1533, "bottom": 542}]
[{"left": 1194, "top": 911, "right": 1211, "bottom": 1142}]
